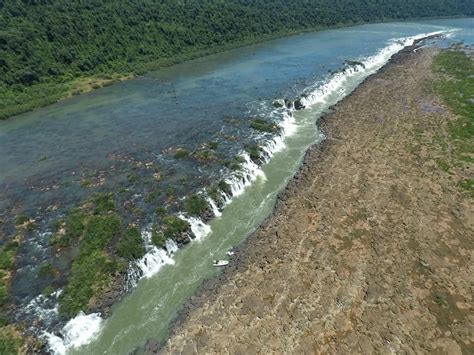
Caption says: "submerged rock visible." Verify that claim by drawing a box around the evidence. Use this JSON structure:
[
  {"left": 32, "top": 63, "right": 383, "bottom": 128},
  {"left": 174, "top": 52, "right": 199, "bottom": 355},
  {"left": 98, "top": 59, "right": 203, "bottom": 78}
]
[
  {"left": 272, "top": 99, "right": 284, "bottom": 108},
  {"left": 144, "top": 338, "right": 161, "bottom": 354}
]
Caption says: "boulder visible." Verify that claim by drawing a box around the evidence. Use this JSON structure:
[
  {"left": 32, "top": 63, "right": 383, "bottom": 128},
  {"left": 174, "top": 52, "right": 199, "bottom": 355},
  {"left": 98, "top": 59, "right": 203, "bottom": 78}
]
[{"left": 294, "top": 98, "right": 305, "bottom": 110}]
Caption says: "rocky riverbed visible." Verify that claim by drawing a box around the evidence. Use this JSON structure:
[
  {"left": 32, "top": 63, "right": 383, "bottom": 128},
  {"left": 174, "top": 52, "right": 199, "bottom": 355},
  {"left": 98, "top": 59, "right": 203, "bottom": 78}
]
[{"left": 156, "top": 46, "right": 473, "bottom": 354}]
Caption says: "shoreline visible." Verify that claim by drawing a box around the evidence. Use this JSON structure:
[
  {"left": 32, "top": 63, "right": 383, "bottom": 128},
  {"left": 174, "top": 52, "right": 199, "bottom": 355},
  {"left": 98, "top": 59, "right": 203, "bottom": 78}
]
[
  {"left": 157, "top": 41, "right": 473, "bottom": 353},
  {"left": 1, "top": 16, "right": 468, "bottom": 121}
]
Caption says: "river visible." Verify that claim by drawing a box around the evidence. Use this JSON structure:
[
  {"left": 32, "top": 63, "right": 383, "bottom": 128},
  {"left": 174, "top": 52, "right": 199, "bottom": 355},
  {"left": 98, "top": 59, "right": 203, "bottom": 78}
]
[{"left": 0, "top": 18, "right": 472, "bottom": 354}]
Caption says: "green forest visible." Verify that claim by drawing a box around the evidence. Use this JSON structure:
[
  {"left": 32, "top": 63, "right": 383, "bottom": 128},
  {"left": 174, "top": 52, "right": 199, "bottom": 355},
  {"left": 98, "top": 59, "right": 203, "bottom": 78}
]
[{"left": 1, "top": 0, "right": 473, "bottom": 119}]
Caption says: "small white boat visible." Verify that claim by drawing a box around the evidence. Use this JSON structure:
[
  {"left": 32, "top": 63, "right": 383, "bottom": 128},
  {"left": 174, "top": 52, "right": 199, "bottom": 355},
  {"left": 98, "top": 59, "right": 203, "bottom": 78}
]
[
  {"left": 213, "top": 260, "right": 229, "bottom": 267},
  {"left": 226, "top": 251, "right": 235, "bottom": 256}
]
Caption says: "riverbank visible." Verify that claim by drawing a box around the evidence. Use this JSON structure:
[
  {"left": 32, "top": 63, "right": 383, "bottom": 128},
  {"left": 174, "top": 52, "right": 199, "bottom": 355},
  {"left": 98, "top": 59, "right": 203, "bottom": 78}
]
[
  {"left": 2, "top": 14, "right": 471, "bottom": 121},
  {"left": 159, "top": 46, "right": 473, "bottom": 354},
  {"left": 0, "top": 21, "right": 372, "bottom": 121}
]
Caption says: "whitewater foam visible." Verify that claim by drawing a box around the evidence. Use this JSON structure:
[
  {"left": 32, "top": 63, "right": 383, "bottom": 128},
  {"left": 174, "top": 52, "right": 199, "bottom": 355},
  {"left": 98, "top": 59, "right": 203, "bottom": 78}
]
[
  {"left": 44, "top": 312, "right": 103, "bottom": 355},
  {"left": 300, "top": 31, "right": 445, "bottom": 108},
  {"left": 178, "top": 214, "right": 212, "bottom": 241},
  {"left": 206, "top": 197, "right": 222, "bottom": 217},
  {"left": 224, "top": 152, "right": 266, "bottom": 199}
]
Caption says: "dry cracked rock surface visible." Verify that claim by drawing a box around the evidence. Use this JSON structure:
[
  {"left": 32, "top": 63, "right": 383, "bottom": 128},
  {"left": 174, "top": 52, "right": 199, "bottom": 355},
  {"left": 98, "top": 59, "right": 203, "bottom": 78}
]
[{"left": 160, "top": 48, "right": 473, "bottom": 354}]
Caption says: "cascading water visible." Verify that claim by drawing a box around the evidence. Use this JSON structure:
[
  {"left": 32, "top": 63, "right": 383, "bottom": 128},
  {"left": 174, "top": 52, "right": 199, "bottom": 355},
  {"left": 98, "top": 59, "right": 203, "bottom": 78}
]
[
  {"left": 42, "top": 28, "right": 454, "bottom": 354},
  {"left": 177, "top": 214, "right": 212, "bottom": 241},
  {"left": 206, "top": 197, "right": 222, "bottom": 217}
]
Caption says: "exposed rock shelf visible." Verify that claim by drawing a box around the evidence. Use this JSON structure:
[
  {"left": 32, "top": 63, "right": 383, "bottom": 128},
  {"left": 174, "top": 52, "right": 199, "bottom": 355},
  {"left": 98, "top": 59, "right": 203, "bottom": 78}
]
[{"left": 159, "top": 47, "right": 473, "bottom": 354}]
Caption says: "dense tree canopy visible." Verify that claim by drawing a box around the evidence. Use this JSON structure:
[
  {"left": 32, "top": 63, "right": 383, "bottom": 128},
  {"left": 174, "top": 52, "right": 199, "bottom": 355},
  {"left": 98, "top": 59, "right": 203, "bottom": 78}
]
[{"left": 0, "top": 0, "right": 473, "bottom": 118}]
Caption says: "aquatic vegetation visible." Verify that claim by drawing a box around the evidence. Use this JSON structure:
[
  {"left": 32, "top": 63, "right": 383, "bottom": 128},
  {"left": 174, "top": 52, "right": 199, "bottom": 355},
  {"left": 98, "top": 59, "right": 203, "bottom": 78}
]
[
  {"left": 174, "top": 148, "right": 190, "bottom": 159},
  {"left": 151, "top": 225, "right": 166, "bottom": 248},
  {"left": 166, "top": 186, "right": 176, "bottom": 197},
  {"left": 81, "top": 214, "right": 121, "bottom": 254},
  {"left": 194, "top": 149, "right": 217, "bottom": 162},
  {"left": 116, "top": 226, "right": 145, "bottom": 260},
  {"left": 207, "top": 187, "right": 221, "bottom": 202},
  {"left": 81, "top": 179, "right": 92, "bottom": 188},
  {"left": 245, "top": 145, "right": 261, "bottom": 162},
  {"left": 37, "top": 262, "right": 54, "bottom": 278},
  {"left": 92, "top": 193, "right": 116, "bottom": 215},
  {"left": 155, "top": 207, "right": 167, "bottom": 216},
  {"left": 0, "top": 241, "right": 18, "bottom": 272},
  {"left": 184, "top": 195, "right": 208, "bottom": 216},
  {"left": 59, "top": 251, "right": 124, "bottom": 317},
  {"left": 223, "top": 159, "right": 241, "bottom": 171},
  {"left": 207, "top": 141, "right": 219, "bottom": 150},
  {"left": 42, "top": 286, "right": 55, "bottom": 296},
  {"left": 0, "top": 241, "right": 19, "bottom": 307},
  {"left": 127, "top": 173, "right": 140, "bottom": 184},
  {"left": 14, "top": 214, "right": 29, "bottom": 226},
  {"left": 56, "top": 195, "right": 128, "bottom": 316},
  {"left": 144, "top": 191, "right": 159, "bottom": 204},
  {"left": 250, "top": 118, "right": 280, "bottom": 133},
  {"left": 218, "top": 180, "right": 232, "bottom": 196},
  {"left": 162, "top": 216, "right": 190, "bottom": 239},
  {"left": 51, "top": 208, "right": 86, "bottom": 248}
]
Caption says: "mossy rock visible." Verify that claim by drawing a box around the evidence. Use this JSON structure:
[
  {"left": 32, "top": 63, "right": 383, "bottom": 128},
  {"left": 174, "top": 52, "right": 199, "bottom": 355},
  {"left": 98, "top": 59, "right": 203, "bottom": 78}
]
[{"left": 250, "top": 118, "right": 279, "bottom": 133}]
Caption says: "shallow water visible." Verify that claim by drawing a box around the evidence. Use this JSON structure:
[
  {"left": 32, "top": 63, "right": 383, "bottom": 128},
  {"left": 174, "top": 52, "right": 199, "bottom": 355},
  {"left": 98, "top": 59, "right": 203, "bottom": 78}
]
[{"left": 0, "top": 18, "right": 472, "bottom": 354}]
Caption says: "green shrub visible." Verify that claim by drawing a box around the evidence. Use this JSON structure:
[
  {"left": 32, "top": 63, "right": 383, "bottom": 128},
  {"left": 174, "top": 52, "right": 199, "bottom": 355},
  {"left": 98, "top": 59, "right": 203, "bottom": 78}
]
[
  {"left": 14, "top": 214, "right": 29, "bottom": 225},
  {"left": 56, "top": 208, "right": 86, "bottom": 247},
  {"left": 127, "top": 173, "right": 140, "bottom": 184},
  {"left": 0, "top": 243, "right": 18, "bottom": 271},
  {"left": 218, "top": 180, "right": 232, "bottom": 195},
  {"left": 208, "top": 141, "right": 219, "bottom": 150},
  {"left": 81, "top": 214, "right": 121, "bottom": 255},
  {"left": 207, "top": 187, "right": 221, "bottom": 202},
  {"left": 162, "top": 216, "right": 190, "bottom": 239},
  {"left": 156, "top": 207, "right": 167, "bottom": 216},
  {"left": 174, "top": 148, "right": 189, "bottom": 159},
  {"left": 144, "top": 191, "right": 158, "bottom": 203},
  {"left": 250, "top": 118, "right": 279, "bottom": 133},
  {"left": 245, "top": 145, "right": 261, "bottom": 161},
  {"left": 116, "top": 226, "right": 145, "bottom": 260},
  {"left": 166, "top": 186, "right": 176, "bottom": 196},
  {"left": 92, "top": 193, "right": 116, "bottom": 214},
  {"left": 184, "top": 195, "right": 208, "bottom": 216},
  {"left": 58, "top": 251, "right": 119, "bottom": 317},
  {"left": 42, "top": 286, "right": 55, "bottom": 296},
  {"left": 195, "top": 150, "right": 216, "bottom": 161},
  {"left": 151, "top": 227, "right": 166, "bottom": 248}
]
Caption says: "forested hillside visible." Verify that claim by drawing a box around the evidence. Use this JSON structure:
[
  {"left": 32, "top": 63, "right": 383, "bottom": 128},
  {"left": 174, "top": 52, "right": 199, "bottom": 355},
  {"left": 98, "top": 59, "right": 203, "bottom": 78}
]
[{"left": 1, "top": 0, "right": 473, "bottom": 119}]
